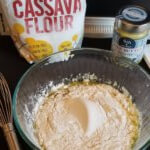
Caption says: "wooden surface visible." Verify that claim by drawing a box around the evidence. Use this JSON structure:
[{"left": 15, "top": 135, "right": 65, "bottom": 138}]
[{"left": 0, "top": 0, "right": 150, "bottom": 149}]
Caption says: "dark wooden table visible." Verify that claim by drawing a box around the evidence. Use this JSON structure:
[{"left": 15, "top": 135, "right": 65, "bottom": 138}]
[
  {"left": 0, "top": 36, "right": 150, "bottom": 150},
  {"left": 1, "top": 0, "right": 150, "bottom": 149}
]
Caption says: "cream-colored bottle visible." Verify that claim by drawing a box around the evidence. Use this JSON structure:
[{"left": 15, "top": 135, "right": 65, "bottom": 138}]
[{"left": 111, "top": 5, "right": 150, "bottom": 63}]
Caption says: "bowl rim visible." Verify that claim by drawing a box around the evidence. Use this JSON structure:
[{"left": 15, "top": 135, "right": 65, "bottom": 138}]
[{"left": 12, "top": 48, "right": 150, "bottom": 149}]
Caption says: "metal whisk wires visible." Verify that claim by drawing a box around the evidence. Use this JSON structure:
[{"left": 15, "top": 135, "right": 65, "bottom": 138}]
[
  {"left": 0, "top": 73, "right": 12, "bottom": 127},
  {"left": 0, "top": 73, "right": 20, "bottom": 150}
]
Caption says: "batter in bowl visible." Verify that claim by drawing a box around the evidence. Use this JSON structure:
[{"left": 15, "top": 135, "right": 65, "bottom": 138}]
[{"left": 34, "top": 82, "right": 140, "bottom": 150}]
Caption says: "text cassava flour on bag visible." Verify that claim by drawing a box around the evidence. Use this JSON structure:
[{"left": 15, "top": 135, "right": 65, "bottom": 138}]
[{"left": 1, "top": 0, "right": 86, "bottom": 63}]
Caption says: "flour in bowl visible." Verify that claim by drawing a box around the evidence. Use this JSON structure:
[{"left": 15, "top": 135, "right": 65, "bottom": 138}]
[{"left": 34, "top": 82, "right": 140, "bottom": 150}]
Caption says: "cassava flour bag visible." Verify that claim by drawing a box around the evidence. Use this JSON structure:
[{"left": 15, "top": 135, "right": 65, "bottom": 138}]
[{"left": 1, "top": 0, "right": 86, "bottom": 63}]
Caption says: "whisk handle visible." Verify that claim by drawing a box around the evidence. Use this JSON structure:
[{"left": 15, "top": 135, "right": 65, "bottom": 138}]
[{"left": 3, "top": 123, "right": 20, "bottom": 150}]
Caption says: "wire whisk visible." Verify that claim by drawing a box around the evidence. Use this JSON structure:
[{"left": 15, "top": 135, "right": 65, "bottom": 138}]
[{"left": 0, "top": 73, "right": 20, "bottom": 150}]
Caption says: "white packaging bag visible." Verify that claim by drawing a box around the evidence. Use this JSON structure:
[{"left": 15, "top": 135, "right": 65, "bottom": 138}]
[{"left": 1, "top": 0, "right": 86, "bottom": 63}]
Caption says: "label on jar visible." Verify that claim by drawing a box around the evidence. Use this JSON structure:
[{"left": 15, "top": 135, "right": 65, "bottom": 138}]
[{"left": 111, "top": 31, "right": 148, "bottom": 63}]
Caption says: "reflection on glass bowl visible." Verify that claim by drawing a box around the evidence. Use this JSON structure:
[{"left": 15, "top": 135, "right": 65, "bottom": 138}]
[{"left": 13, "top": 48, "right": 150, "bottom": 150}]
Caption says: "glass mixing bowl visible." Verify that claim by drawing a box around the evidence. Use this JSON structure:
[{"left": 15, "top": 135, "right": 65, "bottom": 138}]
[{"left": 13, "top": 48, "right": 150, "bottom": 150}]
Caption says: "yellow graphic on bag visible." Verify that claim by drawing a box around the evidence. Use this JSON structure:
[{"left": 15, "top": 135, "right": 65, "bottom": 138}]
[
  {"left": 58, "top": 41, "right": 73, "bottom": 52},
  {"left": 13, "top": 23, "right": 25, "bottom": 35},
  {"left": 25, "top": 38, "right": 53, "bottom": 60},
  {"left": 72, "top": 34, "right": 78, "bottom": 41}
]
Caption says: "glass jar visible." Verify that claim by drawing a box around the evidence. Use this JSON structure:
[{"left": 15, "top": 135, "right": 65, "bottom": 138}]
[{"left": 111, "top": 5, "right": 150, "bottom": 63}]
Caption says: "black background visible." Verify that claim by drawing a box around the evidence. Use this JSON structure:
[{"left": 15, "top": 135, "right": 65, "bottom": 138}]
[{"left": 0, "top": 0, "right": 150, "bottom": 149}]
